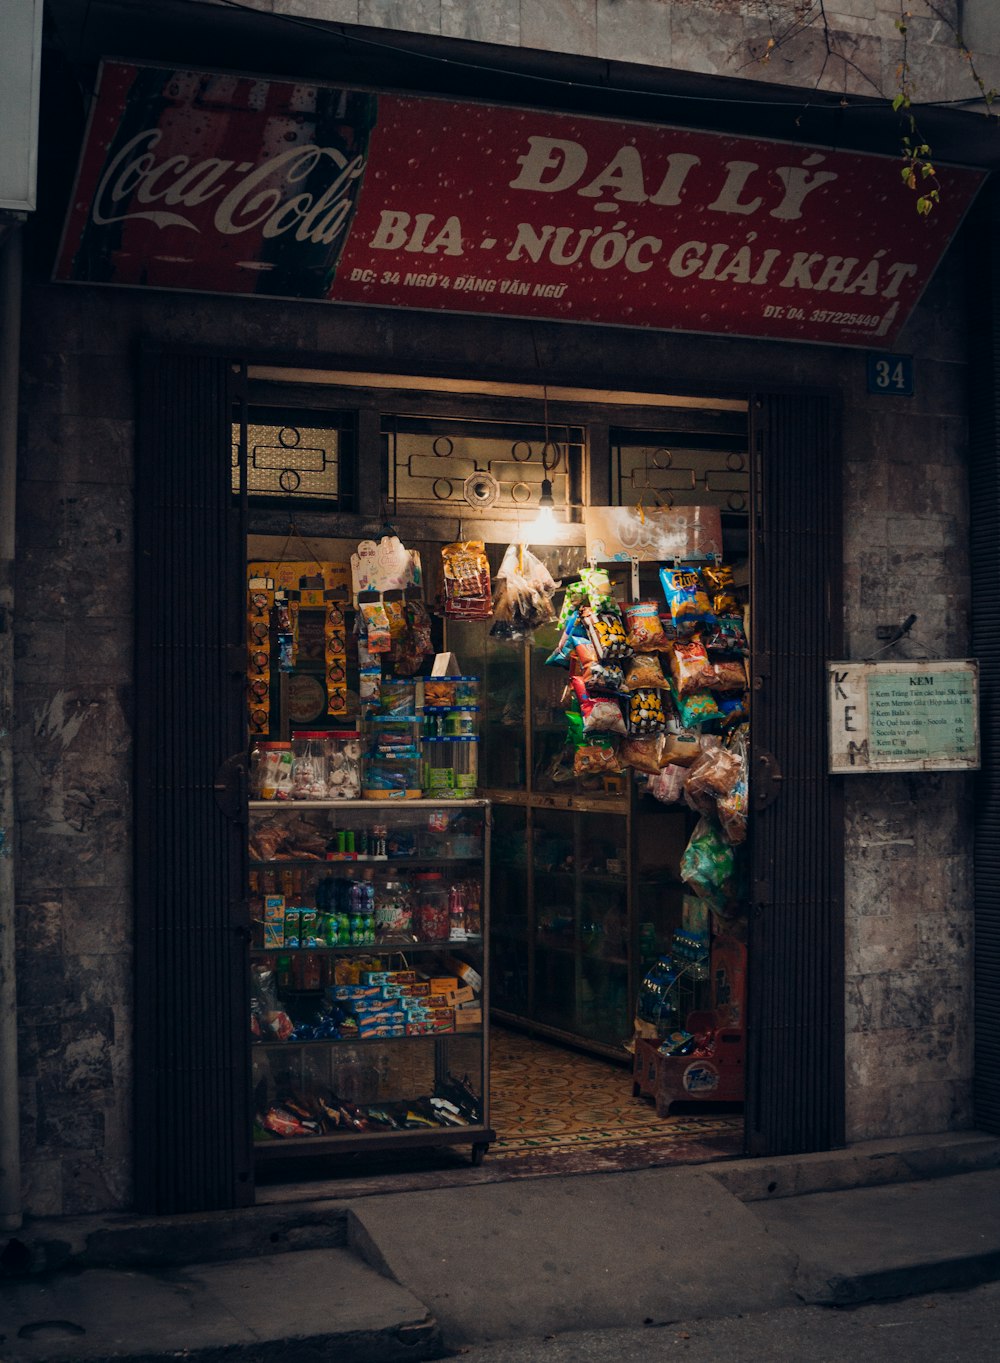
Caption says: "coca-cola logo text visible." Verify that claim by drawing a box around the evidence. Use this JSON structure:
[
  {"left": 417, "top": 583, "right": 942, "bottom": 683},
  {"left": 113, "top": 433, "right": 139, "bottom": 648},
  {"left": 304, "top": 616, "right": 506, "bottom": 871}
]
[{"left": 93, "top": 130, "right": 366, "bottom": 244}]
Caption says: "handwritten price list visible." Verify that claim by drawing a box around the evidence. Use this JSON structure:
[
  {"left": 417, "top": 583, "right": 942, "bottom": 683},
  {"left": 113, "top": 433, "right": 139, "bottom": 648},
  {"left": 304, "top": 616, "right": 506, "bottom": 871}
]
[{"left": 867, "top": 671, "right": 977, "bottom": 764}]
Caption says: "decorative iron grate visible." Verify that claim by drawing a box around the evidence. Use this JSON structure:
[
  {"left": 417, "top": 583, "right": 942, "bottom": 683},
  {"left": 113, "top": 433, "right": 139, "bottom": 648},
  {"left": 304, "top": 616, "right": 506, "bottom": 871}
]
[
  {"left": 231, "top": 413, "right": 341, "bottom": 501},
  {"left": 385, "top": 415, "right": 583, "bottom": 518},
  {"left": 612, "top": 431, "right": 750, "bottom": 512}
]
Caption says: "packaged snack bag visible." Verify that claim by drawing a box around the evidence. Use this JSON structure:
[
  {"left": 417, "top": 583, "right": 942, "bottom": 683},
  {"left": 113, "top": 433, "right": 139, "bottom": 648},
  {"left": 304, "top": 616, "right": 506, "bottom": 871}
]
[
  {"left": 558, "top": 580, "right": 589, "bottom": 626},
  {"left": 580, "top": 565, "right": 615, "bottom": 609},
  {"left": 624, "top": 653, "right": 668, "bottom": 691},
  {"left": 360, "top": 601, "right": 392, "bottom": 654},
  {"left": 700, "top": 563, "right": 740, "bottom": 617},
  {"left": 574, "top": 736, "right": 623, "bottom": 776},
  {"left": 670, "top": 636, "right": 713, "bottom": 695},
  {"left": 660, "top": 566, "right": 713, "bottom": 636},
  {"left": 670, "top": 682, "right": 722, "bottom": 729},
  {"left": 680, "top": 816, "right": 736, "bottom": 904},
  {"left": 620, "top": 734, "right": 665, "bottom": 774},
  {"left": 700, "top": 659, "right": 748, "bottom": 692},
  {"left": 704, "top": 615, "right": 750, "bottom": 658},
  {"left": 625, "top": 600, "right": 671, "bottom": 653},
  {"left": 583, "top": 605, "right": 632, "bottom": 661},
  {"left": 572, "top": 641, "right": 627, "bottom": 694},
  {"left": 442, "top": 541, "right": 492, "bottom": 620},
  {"left": 628, "top": 687, "right": 668, "bottom": 735},
  {"left": 572, "top": 674, "right": 627, "bottom": 735}
]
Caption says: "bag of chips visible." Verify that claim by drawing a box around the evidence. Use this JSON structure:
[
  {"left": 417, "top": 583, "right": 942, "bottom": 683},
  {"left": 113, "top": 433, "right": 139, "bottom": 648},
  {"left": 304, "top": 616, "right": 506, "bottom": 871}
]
[
  {"left": 628, "top": 687, "right": 668, "bottom": 735},
  {"left": 442, "top": 541, "right": 492, "bottom": 620},
  {"left": 583, "top": 605, "right": 632, "bottom": 661},
  {"left": 700, "top": 563, "right": 740, "bottom": 617},
  {"left": 621, "top": 734, "right": 666, "bottom": 774},
  {"left": 660, "top": 566, "right": 713, "bottom": 636},
  {"left": 625, "top": 600, "right": 671, "bottom": 653},
  {"left": 661, "top": 719, "right": 701, "bottom": 767},
  {"left": 700, "top": 659, "right": 748, "bottom": 692},
  {"left": 718, "top": 694, "right": 749, "bottom": 727},
  {"left": 574, "top": 736, "right": 623, "bottom": 776},
  {"left": 572, "top": 675, "right": 627, "bottom": 735},
  {"left": 360, "top": 600, "right": 392, "bottom": 654},
  {"left": 704, "top": 615, "right": 750, "bottom": 658},
  {"left": 670, "top": 682, "right": 722, "bottom": 729},
  {"left": 394, "top": 600, "right": 434, "bottom": 676},
  {"left": 580, "top": 565, "right": 615, "bottom": 609},
  {"left": 684, "top": 740, "right": 742, "bottom": 816},
  {"left": 573, "top": 642, "right": 626, "bottom": 694},
  {"left": 625, "top": 653, "right": 668, "bottom": 691},
  {"left": 559, "top": 580, "right": 589, "bottom": 626},
  {"left": 546, "top": 610, "right": 588, "bottom": 668},
  {"left": 670, "top": 636, "right": 713, "bottom": 695}
]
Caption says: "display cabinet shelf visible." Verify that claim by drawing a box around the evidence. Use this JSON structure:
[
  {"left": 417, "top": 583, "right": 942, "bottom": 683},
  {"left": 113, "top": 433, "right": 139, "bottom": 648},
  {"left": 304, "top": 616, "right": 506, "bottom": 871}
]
[{"left": 250, "top": 798, "right": 493, "bottom": 1164}]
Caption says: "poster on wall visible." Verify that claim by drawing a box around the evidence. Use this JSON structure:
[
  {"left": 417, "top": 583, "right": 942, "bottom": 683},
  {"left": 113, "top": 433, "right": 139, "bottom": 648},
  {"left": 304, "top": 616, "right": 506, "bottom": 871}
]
[
  {"left": 54, "top": 61, "right": 986, "bottom": 347},
  {"left": 827, "top": 659, "right": 980, "bottom": 774}
]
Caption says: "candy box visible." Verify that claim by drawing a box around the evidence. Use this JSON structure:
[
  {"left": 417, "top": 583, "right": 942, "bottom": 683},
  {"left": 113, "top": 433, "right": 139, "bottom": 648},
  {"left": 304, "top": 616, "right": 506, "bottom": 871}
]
[
  {"left": 424, "top": 1017, "right": 455, "bottom": 1034},
  {"left": 428, "top": 977, "right": 459, "bottom": 994},
  {"left": 425, "top": 1007, "right": 455, "bottom": 1023},
  {"left": 264, "top": 896, "right": 285, "bottom": 949},
  {"left": 358, "top": 1022, "right": 406, "bottom": 1039},
  {"left": 455, "top": 1007, "right": 483, "bottom": 1029},
  {"left": 425, "top": 994, "right": 450, "bottom": 1009},
  {"left": 351, "top": 997, "right": 396, "bottom": 1016},
  {"left": 444, "top": 985, "right": 476, "bottom": 1007}
]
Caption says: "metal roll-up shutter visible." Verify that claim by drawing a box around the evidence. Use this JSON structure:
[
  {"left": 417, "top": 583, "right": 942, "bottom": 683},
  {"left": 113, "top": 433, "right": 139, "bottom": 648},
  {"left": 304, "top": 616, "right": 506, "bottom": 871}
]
[
  {"left": 970, "top": 176, "right": 1000, "bottom": 1135},
  {"left": 134, "top": 350, "right": 252, "bottom": 1212},
  {"left": 746, "top": 391, "right": 845, "bottom": 1155}
]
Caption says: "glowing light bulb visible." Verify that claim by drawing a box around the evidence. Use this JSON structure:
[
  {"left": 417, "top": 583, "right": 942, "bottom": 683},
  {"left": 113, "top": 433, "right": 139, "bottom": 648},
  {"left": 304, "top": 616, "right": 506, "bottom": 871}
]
[{"left": 533, "top": 478, "right": 556, "bottom": 533}]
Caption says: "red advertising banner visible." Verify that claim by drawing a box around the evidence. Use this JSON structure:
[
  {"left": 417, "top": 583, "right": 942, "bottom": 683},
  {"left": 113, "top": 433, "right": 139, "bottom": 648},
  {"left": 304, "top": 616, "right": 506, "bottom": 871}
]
[{"left": 55, "top": 61, "right": 985, "bottom": 347}]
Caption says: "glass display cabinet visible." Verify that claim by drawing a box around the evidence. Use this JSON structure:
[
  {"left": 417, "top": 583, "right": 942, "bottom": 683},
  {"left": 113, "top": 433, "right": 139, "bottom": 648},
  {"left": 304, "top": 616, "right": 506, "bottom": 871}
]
[
  {"left": 248, "top": 798, "right": 494, "bottom": 1163},
  {"left": 449, "top": 594, "right": 697, "bottom": 1062}
]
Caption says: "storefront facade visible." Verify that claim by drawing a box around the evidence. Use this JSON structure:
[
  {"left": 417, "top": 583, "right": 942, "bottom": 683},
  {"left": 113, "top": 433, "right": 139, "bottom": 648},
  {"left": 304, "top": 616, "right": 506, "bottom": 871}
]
[{"left": 6, "top": 0, "right": 1000, "bottom": 1218}]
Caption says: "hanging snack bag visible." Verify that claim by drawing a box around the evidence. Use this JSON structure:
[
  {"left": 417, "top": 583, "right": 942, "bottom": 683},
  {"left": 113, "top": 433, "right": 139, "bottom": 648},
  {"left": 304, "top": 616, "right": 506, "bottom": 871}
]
[
  {"left": 628, "top": 687, "right": 668, "bottom": 736},
  {"left": 580, "top": 565, "right": 615, "bottom": 609},
  {"left": 624, "top": 600, "right": 671, "bottom": 653},
  {"left": 670, "top": 636, "right": 713, "bottom": 695},
  {"left": 718, "top": 694, "right": 749, "bottom": 727},
  {"left": 661, "top": 717, "right": 701, "bottom": 767},
  {"left": 717, "top": 732, "right": 749, "bottom": 845},
  {"left": 359, "top": 667, "right": 382, "bottom": 706},
  {"left": 490, "top": 543, "right": 558, "bottom": 641},
  {"left": 360, "top": 600, "right": 392, "bottom": 654},
  {"left": 574, "top": 735, "right": 623, "bottom": 777},
  {"left": 572, "top": 642, "right": 626, "bottom": 695},
  {"left": 680, "top": 816, "right": 735, "bottom": 904},
  {"left": 583, "top": 604, "right": 632, "bottom": 661},
  {"left": 660, "top": 566, "right": 713, "bottom": 636},
  {"left": 624, "top": 653, "right": 668, "bottom": 691},
  {"left": 394, "top": 600, "right": 434, "bottom": 676},
  {"left": 648, "top": 763, "right": 689, "bottom": 804},
  {"left": 572, "top": 674, "right": 627, "bottom": 735},
  {"left": 704, "top": 615, "right": 750, "bottom": 658},
  {"left": 546, "top": 610, "right": 588, "bottom": 668},
  {"left": 700, "top": 563, "right": 741, "bottom": 617},
  {"left": 621, "top": 734, "right": 666, "bottom": 774},
  {"left": 442, "top": 541, "right": 492, "bottom": 620},
  {"left": 700, "top": 657, "right": 748, "bottom": 692},
  {"left": 670, "top": 681, "right": 722, "bottom": 729},
  {"left": 559, "top": 579, "right": 589, "bottom": 627}
]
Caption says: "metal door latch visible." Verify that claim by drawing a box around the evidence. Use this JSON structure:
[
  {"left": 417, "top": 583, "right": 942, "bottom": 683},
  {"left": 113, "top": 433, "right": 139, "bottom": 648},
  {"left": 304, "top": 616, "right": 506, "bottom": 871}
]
[{"left": 754, "top": 749, "right": 783, "bottom": 810}]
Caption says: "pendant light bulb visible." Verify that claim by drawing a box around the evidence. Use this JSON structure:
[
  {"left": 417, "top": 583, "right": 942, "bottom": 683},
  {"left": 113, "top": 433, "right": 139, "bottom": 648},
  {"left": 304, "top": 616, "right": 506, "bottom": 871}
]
[{"left": 533, "top": 478, "right": 556, "bottom": 533}]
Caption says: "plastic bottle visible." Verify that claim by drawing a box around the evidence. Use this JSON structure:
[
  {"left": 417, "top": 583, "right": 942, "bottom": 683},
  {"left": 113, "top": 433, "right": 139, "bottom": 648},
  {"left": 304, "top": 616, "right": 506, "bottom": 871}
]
[
  {"left": 448, "top": 884, "right": 467, "bottom": 941},
  {"left": 363, "top": 911, "right": 375, "bottom": 944}
]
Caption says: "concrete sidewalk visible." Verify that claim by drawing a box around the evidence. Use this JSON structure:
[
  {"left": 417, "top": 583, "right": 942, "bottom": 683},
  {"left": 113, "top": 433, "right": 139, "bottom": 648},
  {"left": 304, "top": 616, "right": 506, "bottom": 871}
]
[{"left": 1, "top": 1130, "right": 999, "bottom": 1361}]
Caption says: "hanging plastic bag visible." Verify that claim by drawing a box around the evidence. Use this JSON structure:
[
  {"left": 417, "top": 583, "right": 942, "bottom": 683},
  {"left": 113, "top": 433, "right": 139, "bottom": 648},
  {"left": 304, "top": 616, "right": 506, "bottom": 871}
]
[
  {"left": 572, "top": 674, "right": 627, "bottom": 735},
  {"left": 490, "top": 543, "right": 558, "bottom": 641},
  {"left": 680, "top": 816, "right": 736, "bottom": 904},
  {"left": 648, "top": 763, "right": 689, "bottom": 804}
]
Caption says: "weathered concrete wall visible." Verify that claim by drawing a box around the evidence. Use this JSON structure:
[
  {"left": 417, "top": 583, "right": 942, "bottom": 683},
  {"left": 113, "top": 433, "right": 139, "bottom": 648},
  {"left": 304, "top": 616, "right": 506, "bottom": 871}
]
[
  {"left": 13, "top": 227, "right": 974, "bottom": 1208},
  {"left": 224, "top": 0, "right": 1000, "bottom": 100}
]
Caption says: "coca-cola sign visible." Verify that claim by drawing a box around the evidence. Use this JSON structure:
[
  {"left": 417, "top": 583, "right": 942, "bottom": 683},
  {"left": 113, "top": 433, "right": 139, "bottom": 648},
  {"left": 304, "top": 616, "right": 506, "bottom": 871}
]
[{"left": 55, "top": 61, "right": 985, "bottom": 346}]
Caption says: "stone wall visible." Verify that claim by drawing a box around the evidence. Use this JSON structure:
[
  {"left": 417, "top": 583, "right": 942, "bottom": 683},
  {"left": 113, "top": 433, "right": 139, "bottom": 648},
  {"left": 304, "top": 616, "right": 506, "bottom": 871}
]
[{"left": 234, "top": 0, "right": 1000, "bottom": 101}]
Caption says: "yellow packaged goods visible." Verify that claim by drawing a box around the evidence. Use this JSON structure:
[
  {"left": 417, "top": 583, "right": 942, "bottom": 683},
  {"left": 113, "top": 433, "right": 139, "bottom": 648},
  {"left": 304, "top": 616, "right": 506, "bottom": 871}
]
[
  {"left": 624, "top": 600, "right": 671, "bottom": 652},
  {"left": 445, "top": 985, "right": 476, "bottom": 1007},
  {"left": 628, "top": 687, "right": 668, "bottom": 736},
  {"left": 620, "top": 734, "right": 666, "bottom": 774},
  {"left": 455, "top": 1008, "right": 483, "bottom": 1029},
  {"left": 624, "top": 653, "right": 668, "bottom": 691},
  {"left": 670, "top": 636, "right": 713, "bottom": 695},
  {"left": 429, "top": 977, "right": 460, "bottom": 994}
]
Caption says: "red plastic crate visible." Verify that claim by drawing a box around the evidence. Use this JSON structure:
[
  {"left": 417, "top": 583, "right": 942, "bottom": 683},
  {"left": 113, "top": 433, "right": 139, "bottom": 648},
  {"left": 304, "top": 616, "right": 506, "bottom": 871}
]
[{"left": 655, "top": 1009, "right": 745, "bottom": 1116}]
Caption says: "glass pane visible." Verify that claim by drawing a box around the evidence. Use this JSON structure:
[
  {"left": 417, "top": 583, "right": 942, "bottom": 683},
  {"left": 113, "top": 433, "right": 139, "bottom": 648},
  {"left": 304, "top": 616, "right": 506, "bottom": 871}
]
[{"left": 448, "top": 619, "right": 527, "bottom": 792}]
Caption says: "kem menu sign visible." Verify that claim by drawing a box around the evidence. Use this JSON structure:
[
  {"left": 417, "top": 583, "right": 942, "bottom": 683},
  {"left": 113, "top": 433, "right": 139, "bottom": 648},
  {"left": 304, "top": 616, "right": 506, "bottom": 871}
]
[
  {"left": 828, "top": 660, "right": 980, "bottom": 774},
  {"left": 55, "top": 62, "right": 985, "bottom": 346}
]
